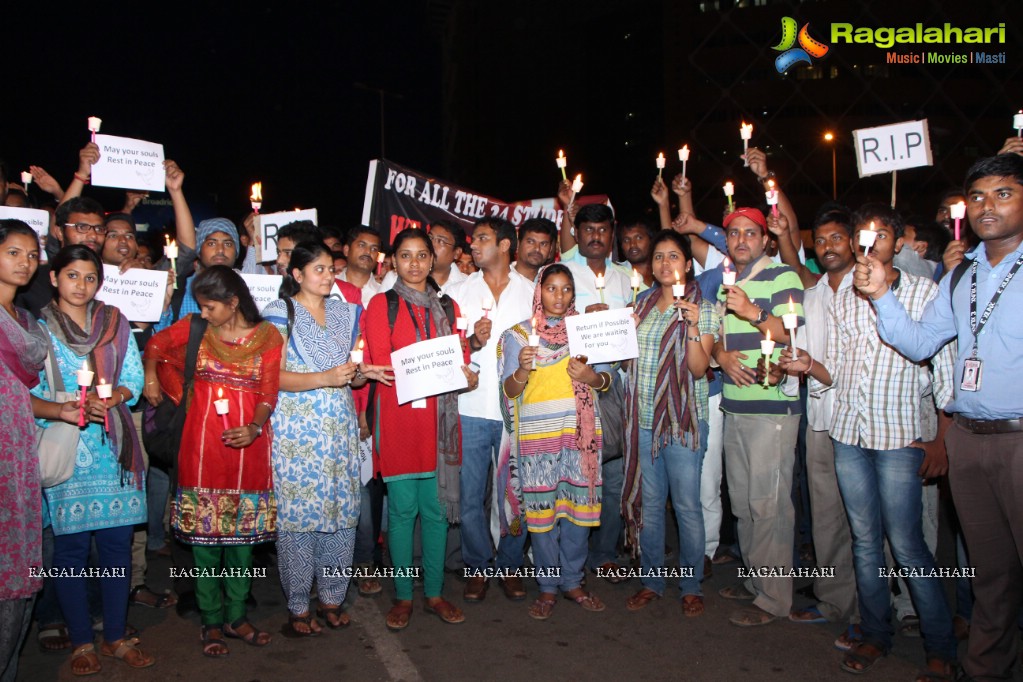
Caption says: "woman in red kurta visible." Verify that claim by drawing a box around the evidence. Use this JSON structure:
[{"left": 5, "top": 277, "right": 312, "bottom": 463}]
[
  {"left": 144, "top": 265, "right": 282, "bottom": 656},
  {"left": 361, "top": 228, "right": 476, "bottom": 631}
]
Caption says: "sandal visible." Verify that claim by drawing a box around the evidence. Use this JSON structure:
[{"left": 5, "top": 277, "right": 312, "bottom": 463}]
[
  {"left": 563, "top": 589, "right": 605, "bottom": 612},
  {"left": 129, "top": 584, "right": 178, "bottom": 609},
  {"left": 718, "top": 583, "right": 756, "bottom": 600},
  {"left": 682, "top": 594, "right": 704, "bottom": 618},
  {"left": 38, "top": 624, "right": 71, "bottom": 653},
  {"left": 834, "top": 624, "right": 863, "bottom": 652},
  {"left": 284, "top": 613, "right": 322, "bottom": 638},
  {"left": 729, "top": 606, "right": 778, "bottom": 627},
  {"left": 200, "top": 625, "right": 229, "bottom": 658},
  {"left": 386, "top": 600, "right": 413, "bottom": 631},
  {"left": 424, "top": 598, "right": 465, "bottom": 625},
  {"left": 788, "top": 605, "right": 829, "bottom": 624},
  {"left": 914, "top": 657, "right": 956, "bottom": 681},
  {"left": 626, "top": 588, "right": 661, "bottom": 612},
  {"left": 591, "top": 562, "right": 627, "bottom": 585},
  {"left": 70, "top": 643, "right": 102, "bottom": 676},
  {"left": 100, "top": 636, "right": 155, "bottom": 669},
  {"left": 224, "top": 619, "right": 271, "bottom": 647},
  {"left": 528, "top": 594, "right": 557, "bottom": 620},
  {"left": 316, "top": 605, "right": 351, "bottom": 629},
  {"left": 840, "top": 642, "right": 886, "bottom": 674}
]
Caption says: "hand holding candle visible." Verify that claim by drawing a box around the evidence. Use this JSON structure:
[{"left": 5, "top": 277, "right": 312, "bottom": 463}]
[
  {"left": 761, "top": 330, "right": 775, "bottom": 387},
  {"left": 556, "top": 149, "right": 567, "bottom": 180},
  {"left": 250, "top": 182, "right": 263, "bottom": 213},
  {"left": 376, "top": 252, "right": 385, "bottom": 277},
  {"left": 723, "top": 181, "right": 735, "bottom": 212},
  {"left": 1015, "top": 110, "right": 1023, "bottom": 138},
  {"left": 570, "top": 174, "right": 584, "bottom": 204},
  {"left": 350, "top": 338, "right": 365, "bottom": 365},
  {"left": 214, "top": 387, "right": 231, "bottom": 432},
  {"left": 482, "top": 297, "right": 494, "bottom": 319},
  {"left": 721, "top": 257, "right": 737, "bottom": 287},
  {"left": 782, "top": 296, "right": 798, "bottom": 351},
  {"left": 656, "top": 152, "right": 666, "bottom": 179},
  {"left": 765, "top": 179, "right": 779, "bottom": 217},
  {"left": 950, "top": 201, "right": 966, "bottom": 241},
  {"left": 672, "top": 270, "right": 686, "bottom": 322},
  {"left": 858, "top": 221, "right": 878, "bottom": 255}
]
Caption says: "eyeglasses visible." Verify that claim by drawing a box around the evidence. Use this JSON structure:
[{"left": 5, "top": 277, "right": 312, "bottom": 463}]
[
  {"left": 429, "top": 234, "right": 454, "bottom": 248},
  {"left": 107, "top": 232, "right": 137, "bottom": 242},
  {"left": 65, "top": 222, "right": 108, "bottom": 235}
]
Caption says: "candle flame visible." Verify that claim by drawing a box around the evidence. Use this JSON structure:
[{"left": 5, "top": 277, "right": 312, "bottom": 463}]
[
  {"left": 217, "top": 387, "right": 223, "bottom": 399},
  {"left": 377, "top": 252, "right": 385, "bottom": 263},
  {"left": 82, "top": 359, "right": 89, "bottom": 372},
  {"left": 869, "top": 220, "right": 876, "bottom": 232},
  {"left": 674, "top": 270, "right": 680, "bottom": 283},
  {"left": 99, "top": 378, "right": 106, "bottom": 385},
  {"left": 788, "top": 296, "right": 795, "bottom": 313},
  {"left": 250, "top": 182, "right": 262, "bottom": 202},
  {"left": 357, "top": 338, "right": 364, "bottom": 351},
  {"left": 768, "top": 179, "right": 775, "bottom": 190},
  {"left": 558, "top": 149, "right": 564, "bottom": 159},
  {"left": 766, "top": 330, "right": 772, "bottom": 342},
  {"left": 165, "top": 234, "right": 170, "bottom": 245},
  {"left": 657, "top": 152, "right": 664, "bottom": 160}
]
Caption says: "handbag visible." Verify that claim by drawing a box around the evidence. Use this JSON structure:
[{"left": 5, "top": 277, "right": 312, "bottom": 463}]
[
  {"left": 35, "top": 343, "right": 81, "bottom": 488},
  {"left": 142, "top": 314, "right": 207, "bottom": 471}
]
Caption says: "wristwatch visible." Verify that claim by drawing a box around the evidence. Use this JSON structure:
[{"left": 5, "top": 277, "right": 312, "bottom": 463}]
[{"left": 752, "top": 306, "right": 769, "bottom": 325}]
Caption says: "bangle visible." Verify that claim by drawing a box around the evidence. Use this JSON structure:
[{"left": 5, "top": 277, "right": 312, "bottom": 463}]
[
  {"left": 248, "top": 422, "right": 262, "bottom": 432},
  {"left": 74, "top": 172, "right": 90, "bottom": 184},
  {"left": 509, "top": 369, "right": 528, "bottom": 385},
  {"left": 806, "top": 356, "right": 814, "bottom": 375},
  {"left": 687, "top": 335, "right": 702, "bottom": 343},
  {"left": 596, "top": 372, "right": 610, "bottom": 391}
]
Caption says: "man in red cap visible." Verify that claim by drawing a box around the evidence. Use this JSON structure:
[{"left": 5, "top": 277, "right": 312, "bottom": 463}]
[{"left": 712, "top": 207, "right": 805, "bottom": 627}]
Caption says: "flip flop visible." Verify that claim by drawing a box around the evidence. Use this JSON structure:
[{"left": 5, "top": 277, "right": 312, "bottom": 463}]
[
  {"left": 834, "top": 624, "right": 863, "bottom": 652},
  {"left": 788, "top": 605, "right": 829, "bottom": 624},
  {"left": 840, "top": 643, "right": 886, "bottom": 675},
  {"left": 386, "top": 601, "right": 413, "bottom": 631},
  {"left": 682, "top": 594, "right": 704, "bottom": 618},
  {"left": 424, "top": 598, "right": 465, "bottom": 624},
  {"left": 626, "top": 588, "right": 661, "bottom": 611},
  {"left": 37, "top": 624, "right": 71, "bottom": 654},
  {"left": 528, "top": 595, "right": 557, "bottom": 621},
  {"left": 564, "top": 589, "right": 605, "bottom": 612}
]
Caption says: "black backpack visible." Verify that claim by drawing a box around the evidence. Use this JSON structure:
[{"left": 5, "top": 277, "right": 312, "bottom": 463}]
[{"left": 142, "top": 314, "right": 207, "bottom": 471}]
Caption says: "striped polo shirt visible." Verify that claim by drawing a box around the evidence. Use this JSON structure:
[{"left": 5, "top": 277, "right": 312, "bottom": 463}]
[{"left": 719, "top": 262, "right": 805, "bottom": 415}]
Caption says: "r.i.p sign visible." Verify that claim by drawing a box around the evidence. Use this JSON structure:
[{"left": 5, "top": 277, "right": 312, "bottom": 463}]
[{"left": 852, "top": 120, "right": 933, "bottom": 178}]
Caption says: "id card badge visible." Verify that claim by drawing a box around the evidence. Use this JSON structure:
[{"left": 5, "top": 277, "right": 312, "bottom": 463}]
[
  {"left": 411, "top": 399, "right": 428, "bottom": 409},
  {"left": 961, "top": 358, "right": 983, "bottom": 392}
]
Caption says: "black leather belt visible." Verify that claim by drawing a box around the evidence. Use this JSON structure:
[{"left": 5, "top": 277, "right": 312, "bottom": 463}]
[{"left": 954, "top": 414, "right": 1023, "bottom": 435}]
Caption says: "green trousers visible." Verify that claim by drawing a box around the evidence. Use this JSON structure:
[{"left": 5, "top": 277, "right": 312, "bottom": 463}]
[
  {"left": 192, "top": 545, "right": 254, "bottom": 626},
  {"left": 387, "top": 476, "right": 446, "bottom": 600}
]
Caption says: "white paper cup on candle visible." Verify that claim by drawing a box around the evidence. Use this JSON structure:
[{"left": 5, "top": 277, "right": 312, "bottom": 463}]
[
  {"left": 456, "top": 317, "right": 468, "bottom": 332},
  {"left": 214, "top": 398, "right": 230, "bottom": 416},
  {"left": 87, "top": 116, "right": 102, "bottom": 133},
  {"left": 761, "top": 338, "right": 775, "bottom": 356},
  {"left": 858, "top": 229, "right": 877, "bottom": 251},
  {"left": 95, "top": 381, "right": 113, "bottom": 400},
  {"left": 722, "top": 271, "right": 737, "bottom": 287}
]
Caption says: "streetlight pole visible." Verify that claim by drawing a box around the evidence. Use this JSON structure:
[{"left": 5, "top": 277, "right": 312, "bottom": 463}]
[{"left": 824, "top": 132, "right": 837, "bottom": 200}]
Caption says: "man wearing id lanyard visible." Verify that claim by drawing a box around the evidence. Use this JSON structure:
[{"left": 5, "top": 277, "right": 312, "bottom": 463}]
[{"left": 855, "top": 153, "right": 1023, "bottom": 682}]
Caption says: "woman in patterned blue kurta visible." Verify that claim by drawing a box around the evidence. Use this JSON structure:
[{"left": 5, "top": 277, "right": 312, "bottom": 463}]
[
  {"left": 31, "top": 245, "right": 153, "bottom": 673},
  {"left": 264, "top": 241, "right": 370, "bottom": 634}
]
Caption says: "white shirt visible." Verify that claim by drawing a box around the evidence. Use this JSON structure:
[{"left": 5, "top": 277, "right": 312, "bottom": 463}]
[
  {"left": 803, "top": 270, "right": 853, "bottom": 431},
  {"left": 338, "top": 267, "right": 382, "bottom": 309},
  {"left": 562, "top": 260, "right": 632, "bottom": 312},
  {"left": 379, "top": 262, "right": 467, "bottom": 296},
  {"left": 448, "top": 268, "right": 536, "bottom": 421}
]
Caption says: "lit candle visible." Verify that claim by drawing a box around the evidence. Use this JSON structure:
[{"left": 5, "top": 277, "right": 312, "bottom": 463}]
[
  {"left": 164, "top": 236, "right": 179, "bottom": 289},
  {"left": 556, "top": 149, "right": 567, "bottom": 180},
  {"left": 96, "top": 379, "right": 113, "bottom": 434},
  {"left": 656, "top": 152, "right": 666, "bottom": 179},
  {"left": 77, "top": 360, "right": 94, "bottom": 427},
  {"left": 631, "top": 268, "right": 641, "bottom": 306},
  {"left": 782, "top": 296, "right": 798, "bottom": 351},
  {"left": 250, "top": 182, "right": 263, "bottom": 213},
  {"left": 376, "top": 251, "right": 385, "bottom": 276},
  {"left": 527, "top": 314, "right": 541, "bottom": 370},
  {"left": 761, "top": 330, "right": 775, "bottom": 387},
  {"left": 672, "top": 270, "right": 685, "bottom": 322},
  {"left": 214, "top": 387, "right": 231, "bottom": 431},
  {"left": 482, "top": 296, "right": 494, "bottom": 319},
  {"left": 594, "top": 272, "right": 605, "bottom": 304},
  {"left": 765, "top": 179, "right": 779, "bottom": 217},
  {"left": 740, "top": 122, "right": 753, "bottom": 166},
  {"left": 950, "top": 201, "right": 966, "bottom": 242},
  {"left": 20, "top": 171, "right": 32, "bottom": 189},
  {"left": 721, "top": 257, "right": 737, "bottom": 287},
  {"left": 1015, "top": 110, "right": 1023, "bottom": 138},
  {"left": 570, "top": 173, "right": 584, "bottom": 204},
  {"left": 350, "top": 338, "right": 364, "bottom": 365},
  {"left": 87, "top": 116, "right": 102, "bottom": 142},
  {"left": 455, "top": 316, "right": 468, "bottom": 338},
  {"left": 723, "top": 181, "right": 735, "bottom": 212},
  {"left": 678, "top": 144, "right": 690, "bottom": 180},
  {"left": 858, "top": 221, "right": 878, "bottom": 255}
]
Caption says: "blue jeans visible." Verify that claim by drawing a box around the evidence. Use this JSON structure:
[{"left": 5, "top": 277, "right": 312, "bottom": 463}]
[
  {"left": 637, "top": 428, "right": 704, "bottom": 597},
  {"left": 459, "top": 416, "right": 526, "bottom": 571},
  {"left": 588, "top": 456, "right": 624, "bottom": 569},
  {"left": 832, "top": 440, "right": 956, "bottom": 661},
  {"left": 146, "top": 467, "right": 170, "bottom": 551},
  {"left": 532, "top": 519, "right": 590, "bottom": 594}
]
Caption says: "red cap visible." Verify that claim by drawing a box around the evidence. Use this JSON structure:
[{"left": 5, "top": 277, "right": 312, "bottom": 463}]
[{"left": 723, "top": 207, "right": 767, "bottom": 232}]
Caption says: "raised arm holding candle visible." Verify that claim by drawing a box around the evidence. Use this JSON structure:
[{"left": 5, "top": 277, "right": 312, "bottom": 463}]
[
  {"left": 87, "top": 116, "right": 102, "bottom": 142},
  {"left": 740, "top": 122, "right": 753, "bottom": 166},
  {"left": 678, "top": 144, "right": 690, "bottom": 181},
  {"left": 950, "top": 201, "right": 966, "bottom": 242},
  {"left": 766, "top": 180, "right": 779, "bottom": 217},
  {"left": 1015, "top": 110, "right": 1023, "bottom": 138},
  {"left": 556, "top": 149, "right": 567, "bottom": 180},
  {"left": 656, "top": 152, "right": 666, "bottom": 179},
  {"left": 250, "top": 182, "right": 263, "bottom": 213}
]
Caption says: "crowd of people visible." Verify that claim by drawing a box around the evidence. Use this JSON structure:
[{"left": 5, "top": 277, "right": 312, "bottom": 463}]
[{"left": 1, "top": 131, "right": 1022, "bottom": 681}]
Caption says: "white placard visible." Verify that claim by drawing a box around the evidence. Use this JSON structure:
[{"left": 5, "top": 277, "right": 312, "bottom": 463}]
[
  {"left": 565, "top": 307, "right": 639, "bottom": 365},
  {"left": 239, "top": 273, "right": 283, "bottom": 311},
  {"left": 852, "top": 120, "right": 933, "bottom": 178},
  {"left": 358, "top": 437, "right": 374, "bottom": 486},
  {"left": 92, "top": 134, "right": 166, "bottom": 191},
  {"left": 0, "top": 206, "right": 51, "bottom": 262},
  {"left": 391, "top": 334, "right": 467, "bottom": 405},
  {"left": 95, "top": 265, "right": 167, "bottom": 322},
  {"left": 256, "top": 209, "right": 318, "bottom": 263}
]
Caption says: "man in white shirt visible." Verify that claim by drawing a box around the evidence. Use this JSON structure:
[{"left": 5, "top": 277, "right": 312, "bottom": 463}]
[{"left": 448, "top": 217, "right": 536, "bottom": 602}]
